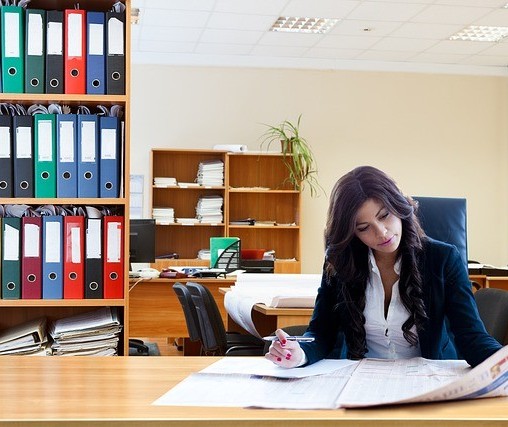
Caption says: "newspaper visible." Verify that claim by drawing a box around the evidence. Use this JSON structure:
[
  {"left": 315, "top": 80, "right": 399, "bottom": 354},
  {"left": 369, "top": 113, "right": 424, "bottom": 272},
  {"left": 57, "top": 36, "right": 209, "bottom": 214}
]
[{"left": 153, "top": 346, "right": 508, "bottom": 409}]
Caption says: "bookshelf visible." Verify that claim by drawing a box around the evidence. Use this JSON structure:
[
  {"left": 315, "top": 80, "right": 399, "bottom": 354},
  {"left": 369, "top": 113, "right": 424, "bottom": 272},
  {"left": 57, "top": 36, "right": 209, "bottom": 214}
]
[
  {"left": 150, "top": 149, "right": 301, "bottom": 273},
  {"left": 0, "top": 0, "right": 131, "bottom": 355}
]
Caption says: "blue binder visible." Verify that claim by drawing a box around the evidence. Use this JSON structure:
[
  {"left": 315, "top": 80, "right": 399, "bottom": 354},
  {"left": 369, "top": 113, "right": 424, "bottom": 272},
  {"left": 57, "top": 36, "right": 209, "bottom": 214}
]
[
  {"left": 86, "top": 11, "right": 105, "bottom": 94},
  {"left": 77, "top": 113, "right": 99, "bottom": 198},
  {"left": 56, "top": 114, "right": 77, "bottom": 197},
  {"left": 42, "top": 215, "right": 63, "bottom": 299},
  {"left": 99, "top": 115, "right": 120, "bottom": 198}
]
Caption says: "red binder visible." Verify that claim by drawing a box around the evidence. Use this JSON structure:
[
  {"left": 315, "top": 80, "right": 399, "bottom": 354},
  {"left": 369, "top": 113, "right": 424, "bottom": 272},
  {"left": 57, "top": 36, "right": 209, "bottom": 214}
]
[
  {"left": 103, "top": 216, "right": 124, "bottom": 299},
  {"left": 64, "top": 9, "right": 86, "bottom": 94},
  {"left": 63, "top": 216, "right": 85, "bottom": 299},
  {"left": 21, "top": 217, "right": 42, "bottom": 299}
]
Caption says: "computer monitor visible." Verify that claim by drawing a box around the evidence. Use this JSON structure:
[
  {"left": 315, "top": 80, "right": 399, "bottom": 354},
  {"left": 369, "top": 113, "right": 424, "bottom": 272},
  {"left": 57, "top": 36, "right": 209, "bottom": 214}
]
[{"left": 129, "top": 219, "right": 156, "bottom": 268}]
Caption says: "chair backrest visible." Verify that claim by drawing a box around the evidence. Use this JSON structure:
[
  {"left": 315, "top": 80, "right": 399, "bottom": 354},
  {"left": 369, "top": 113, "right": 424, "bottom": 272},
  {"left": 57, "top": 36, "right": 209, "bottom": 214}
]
[
  {"left": 413, "top": 196, "right": 467, "bottom": 268},
  {"left": 474, "top": 288, "right": 508, "bottom": 345},
  {"left": 186, "top": 282, "right": 228, "bottom": 355},
  {"left": 172, "top": 283, "right": 201, "bottom": 342}
]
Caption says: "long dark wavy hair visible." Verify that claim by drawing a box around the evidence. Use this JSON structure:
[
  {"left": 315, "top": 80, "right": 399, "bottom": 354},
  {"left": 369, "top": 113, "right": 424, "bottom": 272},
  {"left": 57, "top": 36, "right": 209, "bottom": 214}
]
[{"left": 324, "top": 166, "right": 428, "bottom": 359}]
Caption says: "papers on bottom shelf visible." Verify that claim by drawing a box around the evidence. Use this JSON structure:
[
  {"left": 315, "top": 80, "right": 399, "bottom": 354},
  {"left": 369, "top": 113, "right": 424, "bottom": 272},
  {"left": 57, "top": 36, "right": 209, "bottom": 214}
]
[
  {"left": 49, "top": 307, "right": 122, "bottom": 356},
  {"left": 0, "top": 317, "right": 50, "bottom": 355},
  {"left": 153, "top": 346, "right": 508, "bottom": 409}
]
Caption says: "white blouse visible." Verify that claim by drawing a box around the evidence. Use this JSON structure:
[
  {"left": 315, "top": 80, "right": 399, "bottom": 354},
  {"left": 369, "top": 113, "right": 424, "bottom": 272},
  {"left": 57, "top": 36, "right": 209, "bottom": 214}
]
[{"left": 363, "top": 249, "right": 421, "bottom": 359}]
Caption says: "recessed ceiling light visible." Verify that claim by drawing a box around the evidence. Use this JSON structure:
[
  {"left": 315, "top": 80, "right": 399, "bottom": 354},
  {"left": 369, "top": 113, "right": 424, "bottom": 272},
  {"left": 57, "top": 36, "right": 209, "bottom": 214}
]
[
  {"left": 449, "top": 25, "right": 508, "bottom": 42},
  {"left": 270, "top": 17, "right": 338, "bottom": 34}
]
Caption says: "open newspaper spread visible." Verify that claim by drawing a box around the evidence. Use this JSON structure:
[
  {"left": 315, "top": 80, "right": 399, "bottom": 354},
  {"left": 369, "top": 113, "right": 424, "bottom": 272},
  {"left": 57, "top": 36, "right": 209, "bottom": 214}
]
[{"left": 153, "top": 345, "right": 508, "bottom": 409}]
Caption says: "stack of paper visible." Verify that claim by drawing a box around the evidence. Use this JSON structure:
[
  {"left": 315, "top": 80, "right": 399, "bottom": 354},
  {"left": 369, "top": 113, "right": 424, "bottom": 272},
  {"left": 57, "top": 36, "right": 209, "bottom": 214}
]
[
  {"left": 197, "top": 248, "right": 211, "bottom": 260},
  {"left": 196, "top": 195, "right": 223, "bottom": 224},
  {"left": 152, "top": 207, "right": 175, "bottom": 224},
  {"left": 153, "top": 177, "right": 177, "bottom": 187},
  {"left": 176, "top": 217, "right": 200, "bottom": 225},
  {"left": 49, "top": 307, "right": 123, "bottom": 356},
  {"left": 0, "top": 318, "right": 50, "bottom": 355},
  {"left": 197, "top": 160, "right": 224, "bottom": 187}
]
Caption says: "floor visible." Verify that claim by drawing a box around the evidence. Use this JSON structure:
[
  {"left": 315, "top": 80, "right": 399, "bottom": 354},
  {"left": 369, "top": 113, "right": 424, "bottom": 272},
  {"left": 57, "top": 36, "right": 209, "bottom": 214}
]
[{"left": 137, "top": 337, "right": 182, "bottom": 356}]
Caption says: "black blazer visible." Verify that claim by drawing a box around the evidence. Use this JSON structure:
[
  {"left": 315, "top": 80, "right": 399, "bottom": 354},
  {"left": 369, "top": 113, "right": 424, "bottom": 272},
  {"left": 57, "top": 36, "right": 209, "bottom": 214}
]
[{"left": 300, "top": 238, "right": 502, "bottom": 367}]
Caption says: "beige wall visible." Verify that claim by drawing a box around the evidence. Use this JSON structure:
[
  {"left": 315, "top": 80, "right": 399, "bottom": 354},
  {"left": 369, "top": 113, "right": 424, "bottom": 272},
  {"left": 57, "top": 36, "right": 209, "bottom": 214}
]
[{"left": 131, "top": 64, "right": 508, "bottom": 272}]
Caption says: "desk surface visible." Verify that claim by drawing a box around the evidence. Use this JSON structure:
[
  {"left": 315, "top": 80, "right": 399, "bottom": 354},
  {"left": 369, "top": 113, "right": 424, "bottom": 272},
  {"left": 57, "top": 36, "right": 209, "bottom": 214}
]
[{"left": 0, "top": 356, "right": 507, "bottom": 427}]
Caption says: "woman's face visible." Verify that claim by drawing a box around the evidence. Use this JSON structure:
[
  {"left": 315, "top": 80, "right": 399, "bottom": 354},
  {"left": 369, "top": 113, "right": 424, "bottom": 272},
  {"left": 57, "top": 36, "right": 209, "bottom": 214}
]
[{"left": 354, "top": 198, "right": 402, "bottom": 256}]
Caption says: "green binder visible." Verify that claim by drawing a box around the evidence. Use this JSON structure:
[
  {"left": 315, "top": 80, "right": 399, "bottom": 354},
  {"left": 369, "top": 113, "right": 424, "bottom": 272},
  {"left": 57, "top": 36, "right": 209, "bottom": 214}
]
[
  {"left": 25, "top": 9, "right": 45, "bottom": 94},
  {"left": 2, "top": 217, "right": 21, "bottom": 299},
  {"left": 210, "top": 237, "right": 240, "bottom": 270},
  {"left": 1, "top": 6, "right": 24, "bottom": 93},
  {"left": 34, "top": 114, "right": 57, "bottom": 198}
]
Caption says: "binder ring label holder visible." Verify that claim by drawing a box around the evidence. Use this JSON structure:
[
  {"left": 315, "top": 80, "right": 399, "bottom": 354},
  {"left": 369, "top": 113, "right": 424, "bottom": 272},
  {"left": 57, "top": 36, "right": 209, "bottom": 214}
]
[
  {"left": 111, "top": 71, "right": 121, "bottom": 81},
  {"left": 89, "top": 281, "right": 99, "bottom": 291},
  {"left": 6, "top": 282, "right": 16, "bottom": 291},
  {"left": 71, "top": 69, "right": 79, "bottom": 77},
  {"left": 84, "top": 171, "right": 93, "bottom": 180},
  {"left": 110, "top": 272, "right": 118, "bottom": 280},
  {"left": 41, "top": 171, "right": 49, "bottom": 179},
  {"left": 92, "top": 79, "right": 100, "bottom": 88},
  {"left": 49, "top": 79, "right": 59, "bottom": 88},
  {"left": 48, "top": 272, "right": 57, "bottom": 280},
  {"left": 69, "top": 272, "right": 77, "bottom": 280},
  {"left": 8, "top": 67, "right": 16, "bottom": 76},
  {"left": 0, "top": 181, "right": 6, "bottom": 189},
  {"left": 63, "top": 172, "right": 71, "bottom": 180},
  {"left": 27, "top": 274, "right": 36, "bottom": 283},
  {"left": 20, "top": 181, "right": 29, "bottom": 189},
  {"left": 30, "top": 78, "right": 39, "bottom": 87}
]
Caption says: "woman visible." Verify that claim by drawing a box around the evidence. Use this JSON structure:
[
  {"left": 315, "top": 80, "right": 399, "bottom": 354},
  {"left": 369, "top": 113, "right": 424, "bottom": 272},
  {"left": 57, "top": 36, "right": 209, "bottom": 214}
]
[{"left": 266, "top": 166, "right": 502, "bottom": 368}]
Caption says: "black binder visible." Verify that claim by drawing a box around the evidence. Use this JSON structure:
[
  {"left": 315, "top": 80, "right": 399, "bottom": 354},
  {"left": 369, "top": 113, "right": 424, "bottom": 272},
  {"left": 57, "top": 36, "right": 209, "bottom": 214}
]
[
  {"left": 12, "top": 115, "right": 34, "bottom": 198},
  {"left": 0, "top": 114, "right": 13, "bottom": 197},
  {"left": 45, "top": 10, "right": 64, "bottom": 94},
  {"left": 84, "top": 218, "right": 103, "bottom": 299},
  {"left": 105, "top": 11, "right": 125, "bottom": 95}
]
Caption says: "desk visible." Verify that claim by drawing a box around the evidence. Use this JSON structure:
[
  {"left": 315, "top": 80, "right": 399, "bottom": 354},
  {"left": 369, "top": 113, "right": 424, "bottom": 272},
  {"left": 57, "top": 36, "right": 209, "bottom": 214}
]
[
  {"left": 0, "top": 356, "right": 506, "bottom": 426},
  {"left": 470, "top": 275, "right": 508, "bottom": 291}
]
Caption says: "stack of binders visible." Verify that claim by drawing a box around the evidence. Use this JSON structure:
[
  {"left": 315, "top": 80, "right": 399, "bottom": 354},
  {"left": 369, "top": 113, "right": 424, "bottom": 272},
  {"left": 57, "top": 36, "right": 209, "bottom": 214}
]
[{"left": 0, "top": 3, "right": 126, "bottom": 95}]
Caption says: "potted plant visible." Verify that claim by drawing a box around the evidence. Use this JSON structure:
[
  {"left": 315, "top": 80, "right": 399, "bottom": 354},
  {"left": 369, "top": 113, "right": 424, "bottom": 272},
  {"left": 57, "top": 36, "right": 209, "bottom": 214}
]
[{"left": 261, "top": 115, "right": 322, "bottom": 197}]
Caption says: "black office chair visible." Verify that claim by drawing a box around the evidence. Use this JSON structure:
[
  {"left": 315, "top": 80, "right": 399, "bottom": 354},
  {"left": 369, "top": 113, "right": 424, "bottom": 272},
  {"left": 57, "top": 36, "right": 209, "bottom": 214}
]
[
  {"left": 185, "top": 282, "right": 265, "bottom": 356},
  {"left": 474, "top": 288, "right": 508, "bottom": 345},
  {"left": 173, "top": 283, "right": 202, "bottom": 345}
]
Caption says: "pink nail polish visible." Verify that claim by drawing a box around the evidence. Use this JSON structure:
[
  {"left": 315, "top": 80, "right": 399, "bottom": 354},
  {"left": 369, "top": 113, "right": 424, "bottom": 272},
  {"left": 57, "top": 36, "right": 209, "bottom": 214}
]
[
  {"left": 277, "top": 357, "right": 282, "bottom": 362},
  {"left": 285, "top": 353, "right": 292, "bottom": 360},
  {"left": 281, "top": 339, "right": 287, "bottom": 345}
]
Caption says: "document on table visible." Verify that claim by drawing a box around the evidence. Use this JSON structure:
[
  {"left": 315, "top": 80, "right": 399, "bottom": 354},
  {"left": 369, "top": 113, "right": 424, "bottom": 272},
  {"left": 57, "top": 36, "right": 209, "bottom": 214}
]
[{"left": 153, "top": 346, "right": 508, "bottom": 409}]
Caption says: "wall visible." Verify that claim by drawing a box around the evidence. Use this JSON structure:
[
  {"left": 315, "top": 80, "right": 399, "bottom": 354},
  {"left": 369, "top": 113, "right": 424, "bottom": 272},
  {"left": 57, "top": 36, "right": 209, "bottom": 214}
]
[{"left": 131, "top": 64, "right": 508, "bottom": 272}]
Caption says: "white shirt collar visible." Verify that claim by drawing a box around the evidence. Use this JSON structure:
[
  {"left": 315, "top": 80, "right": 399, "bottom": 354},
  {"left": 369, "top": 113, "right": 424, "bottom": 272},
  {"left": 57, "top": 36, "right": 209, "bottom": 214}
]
[{"left": 368, "top": 248, "right": 402, "bottom": 275}]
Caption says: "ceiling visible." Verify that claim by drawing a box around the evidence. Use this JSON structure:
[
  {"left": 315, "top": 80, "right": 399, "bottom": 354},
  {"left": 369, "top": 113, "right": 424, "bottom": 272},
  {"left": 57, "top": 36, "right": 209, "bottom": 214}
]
[{"left": 130, "top": 0, "right": 508, "bottom": 76}]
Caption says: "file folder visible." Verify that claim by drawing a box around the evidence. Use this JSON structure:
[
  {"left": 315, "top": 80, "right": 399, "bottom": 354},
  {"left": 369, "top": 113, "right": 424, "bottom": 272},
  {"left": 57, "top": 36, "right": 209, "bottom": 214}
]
[
  {"left": 45, "top": 10, "right": 64, "bottom": 94},
  {"left": 42, "top": 215, "right": 63, "bottom": 299},
  {"left": 12, "top": 115, "right": 34, "bottom": 198},
  {"left": 25, "top": 9, "right": 45, "bottom": 94},
  {"left": 103, "top": 216, "right": 124, "bottom": 299},
  {"left": 63, "top": 216, "right": 84, "bottom": 299},
  {"left": 56, "top": 113, "right": 77, "bottom": 197},
  {"left": 85, "top": 217, "right": 103, "bottom": 299},
  {"left": 34, "top": 114, "right": 56, "bottom": 198},
  {"left": 99, "top": 115, "right": 120, "bottom": 198},
  {"left": 64, "top": 9, "right": 86, "bottom": 94},
  {"left": 77, "top": 114, "right": 99, "bottom": 197},
  {"left": 21, "top": 216, "right": 42, "bottom": 299},
  {"left": 2, "top": 217, "right": 21, "bottom": 299},
  {"left": 86, "top": 11, "right": 105, "bottom": 94},
  {"left": 106, "top": 10, "right": 125, "bottom": 95},
  {"left": 1, "top": 6, "right": 24, "bottom": 93},
  {"left": 0, "top": 114, "right": 13, "bottom": 197}
]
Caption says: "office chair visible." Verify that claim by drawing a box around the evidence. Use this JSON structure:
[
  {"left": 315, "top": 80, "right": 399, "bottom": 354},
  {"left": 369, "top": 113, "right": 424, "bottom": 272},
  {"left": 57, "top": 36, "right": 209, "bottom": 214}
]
[
  {"left": 129, "top": 339, "right": 149, "bottom": 355},
  {"left": 474, "top": 288, "right": 508, "bottom": 346},
  {"left": 185, "top": 282, "right": 265, "bottom": 356},
  {"left": 173, "top": 283, "right": 202, "bottom": 345}
]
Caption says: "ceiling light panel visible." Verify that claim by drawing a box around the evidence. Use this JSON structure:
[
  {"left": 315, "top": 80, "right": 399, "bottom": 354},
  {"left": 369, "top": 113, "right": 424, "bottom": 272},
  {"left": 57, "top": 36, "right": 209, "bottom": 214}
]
[
  {"left": 449, "top": 25, "right": 508, "bottom": 42},
  {"left": 270, "top": 16, "right": 339, "bottom": 34}
]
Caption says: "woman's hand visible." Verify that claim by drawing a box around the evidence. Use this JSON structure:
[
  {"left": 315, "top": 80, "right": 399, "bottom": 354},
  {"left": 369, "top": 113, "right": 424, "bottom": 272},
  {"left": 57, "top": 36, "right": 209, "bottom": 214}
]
[{"left": 264, "top": 328, "right": 305, "bottom": 368}]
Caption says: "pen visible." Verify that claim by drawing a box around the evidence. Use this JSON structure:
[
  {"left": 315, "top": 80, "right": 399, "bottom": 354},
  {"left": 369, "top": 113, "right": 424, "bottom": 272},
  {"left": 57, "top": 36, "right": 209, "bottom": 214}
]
[{"left": 262, "top": 336, "right": 315, "bottom": 342}]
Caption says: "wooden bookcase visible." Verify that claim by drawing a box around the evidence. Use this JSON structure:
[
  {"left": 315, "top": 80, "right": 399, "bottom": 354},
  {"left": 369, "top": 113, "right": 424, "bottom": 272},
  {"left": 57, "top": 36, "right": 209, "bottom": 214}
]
[
  {"left": 0, "top": 0, "right": 131, "bottom": 355},
  {"left": 150, "top": 149, "right": 301, "bottom": 273}
]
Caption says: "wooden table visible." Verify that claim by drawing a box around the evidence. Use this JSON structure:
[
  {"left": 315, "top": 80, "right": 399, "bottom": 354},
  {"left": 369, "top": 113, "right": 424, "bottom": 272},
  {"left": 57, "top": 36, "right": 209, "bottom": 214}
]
[
  {"left": 470, "top": 275, "right": 508, "bottom": 291},
  {"left": 0, "top": 355, "right": 506, "bottom": 426}
]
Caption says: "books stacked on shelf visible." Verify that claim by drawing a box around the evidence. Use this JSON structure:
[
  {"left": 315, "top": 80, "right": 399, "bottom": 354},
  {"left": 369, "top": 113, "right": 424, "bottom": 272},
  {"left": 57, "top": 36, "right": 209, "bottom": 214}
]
[
  {"left": 195, "top": 195, "right": 223, "bottom": 224},
  {"left": 0, "top": 317, "right": 49, "bottom": 355},
  {"left": 152, "top": 207, "right": 175, "bottom": 224},
  {"left": 49, "top": 307, "right": 122, "bottom": 356},
  {"left": 176, "top": 218, "right": 200, "bottom": 225},
  {"left": 178, "top": 182, "right": 200, "bottom": 188},
  {"left": 197, "top": 160, "right": 224, "bottom": 187},
  {"left": 154, "top": 177, "right": 177, "bottom": 188}
]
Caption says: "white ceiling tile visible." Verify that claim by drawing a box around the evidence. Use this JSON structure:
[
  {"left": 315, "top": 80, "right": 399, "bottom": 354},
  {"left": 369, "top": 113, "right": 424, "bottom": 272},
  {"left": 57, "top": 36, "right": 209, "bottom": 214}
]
[
  {"left": 371, "top": 37, "right": 438, "bottom": 51},
  {"left": 390, "top": 22, "right": 464, "bottom": 39},
  {"left": 472, "top": 9, "right": 508, "bottom": 26},
  {"left": 258, "top": 31, "right": 323, "bottom": 47},
  {"left": 142, "top": 9, "right": 210, "bottom": 27},
  {"left": 207, "top": 13, "right": 276, "bottom": 31},
  {"left": 348, "top": 2, "right": 428, "bottom": 22},
  {"left": 330, "top": 20, "right": 402, "bottom": 36},
  {"left": 460, "top": 55, "right": 508, "bottom": 66},
  {"left": 426, "top": 39, "right": 494, "bottom": 54},
  {"left": 433, "top": 0, "right": 506, "bottom": 7},
  {"left": 355, "top": 49, "right": 415, "bottom": 61},
  {"left": 250, "top": 44, "right": 310, "bottom": 57},
  {"left": 316, "top": 34, "right": 381, "bottom": 49},
  {"left": 200, "top": 29, "right": 263, "bottom": 44},
  {"left": 140, "top": 0, "right": 215, "bottom": 10},
  {"left": 411, "top": 5, "right": 493, "bottom": 25},
  {"left": 214, "top": 0, "right": 289, "bottom": 15},
  {"left": 304, "top": 47, "right": 363, "bottom": 59},
  {"left": 408, "top": 52, "right": 472, "bottom": 64},
  {"left": 195, "top": 43, "right": 254, "bottom": 55},
  {"left": 477, "top": 41, "right": 508, "bottom": 55},
  {"left": 137, "top": 40, "right": 196, "bottom": 53},
  {"left": 281, "top": 0, "right": 360, "bottom": 18},
  {"left": 138, "top": 26, "right": 202, "bottom": 43}
]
